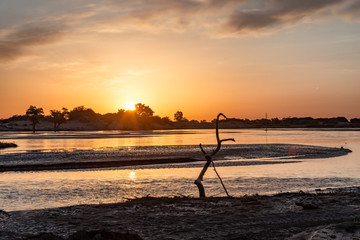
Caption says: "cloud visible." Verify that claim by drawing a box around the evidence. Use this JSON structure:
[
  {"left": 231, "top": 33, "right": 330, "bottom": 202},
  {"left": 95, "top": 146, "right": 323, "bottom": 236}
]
[
  {"left": 85, "top": 0, "right": 360, "bottom": 36},
  {"left": 0, "top": 0, "right": 359, "bottom": 61},
  {"left": 105, "top": 0, "right": 241, "bottom": 13},
  {"left": 224, "top": 0, "right": 344, "bottom": 34},
  {"left": 0, "top": 26, "right": 66, "bottom": 61},
  {"left": 338, "top": 0, "right": 360, "bottom": 19},
  {"left": 88, "top": 0, "right": 244, "bottom": 32}
]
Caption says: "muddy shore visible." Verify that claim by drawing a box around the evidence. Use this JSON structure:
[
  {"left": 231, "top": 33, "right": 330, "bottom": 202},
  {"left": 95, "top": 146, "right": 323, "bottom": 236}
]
[{"left": 1, "top": 187, "right": 360, "bottom": 240}]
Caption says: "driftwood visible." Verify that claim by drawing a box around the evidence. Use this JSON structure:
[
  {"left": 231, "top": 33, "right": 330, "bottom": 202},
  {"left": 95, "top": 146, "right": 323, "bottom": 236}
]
[{"left": 194, "top": 113, "right": 235, "bottom": 198}]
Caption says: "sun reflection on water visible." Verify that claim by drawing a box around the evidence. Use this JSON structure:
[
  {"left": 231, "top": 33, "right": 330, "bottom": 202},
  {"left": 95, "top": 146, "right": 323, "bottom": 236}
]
[{"left": 129, "top": 171, "right": 136, "bottom": 180}]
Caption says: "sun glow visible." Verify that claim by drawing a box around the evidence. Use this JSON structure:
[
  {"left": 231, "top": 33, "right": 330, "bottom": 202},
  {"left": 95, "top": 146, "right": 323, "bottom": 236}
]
[{"left": 125, "top": 101, "right": 136, "bottom": 111}]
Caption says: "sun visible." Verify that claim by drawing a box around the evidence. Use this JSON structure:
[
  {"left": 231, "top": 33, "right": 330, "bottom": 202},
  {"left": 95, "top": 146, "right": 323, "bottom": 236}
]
[{"left": 125, "top": 101, "right": 136, "bottom": 111}]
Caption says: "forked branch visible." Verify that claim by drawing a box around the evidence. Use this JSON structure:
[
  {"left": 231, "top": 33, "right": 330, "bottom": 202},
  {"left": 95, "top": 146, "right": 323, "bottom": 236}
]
[{"left": 194, "top": 113, "right": 235, "bottom": 198}]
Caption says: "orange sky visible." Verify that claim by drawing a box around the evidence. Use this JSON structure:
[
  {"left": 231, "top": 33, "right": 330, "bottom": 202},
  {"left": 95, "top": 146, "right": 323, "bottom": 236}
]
[{"left": 0, "top": 0, "right": 359, "bottom": 120}]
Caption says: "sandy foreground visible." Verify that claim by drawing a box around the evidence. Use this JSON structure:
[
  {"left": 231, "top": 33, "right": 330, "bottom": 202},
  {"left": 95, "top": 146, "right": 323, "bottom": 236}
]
[{"left": 1, "top": 187, "right": 360, "bottom": 240}]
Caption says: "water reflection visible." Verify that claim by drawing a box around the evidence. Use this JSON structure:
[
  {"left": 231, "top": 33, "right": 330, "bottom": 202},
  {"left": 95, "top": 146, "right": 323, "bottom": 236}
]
[
  {"left": 1, "top": 164, "right": 360, "bottom": 211},
  {"left": 0, "top": 129, "right": 359, "bottom": 211},
  {"left": 129, "top": 171, "right": 136, "bottom": 180},
  {"left": 0, "top": 130, "right": 212, "bottom": 154},
  {"left": 0, "top": 129, "right": 342, "bottom": 153}
]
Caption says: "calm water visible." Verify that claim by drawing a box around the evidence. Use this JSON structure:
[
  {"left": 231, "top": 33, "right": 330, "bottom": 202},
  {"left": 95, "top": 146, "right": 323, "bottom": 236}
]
[{"left": 0, "top": 129, "right": 359, "bottom": 211}]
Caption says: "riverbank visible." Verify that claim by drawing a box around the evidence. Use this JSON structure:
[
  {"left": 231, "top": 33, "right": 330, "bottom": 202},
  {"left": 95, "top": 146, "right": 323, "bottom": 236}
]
[
  {"left": 1, "top": 187, "right": 360, "bottom": 239},
  {"left": 1, "top": 118, "right": 360, "bottom": 131}
]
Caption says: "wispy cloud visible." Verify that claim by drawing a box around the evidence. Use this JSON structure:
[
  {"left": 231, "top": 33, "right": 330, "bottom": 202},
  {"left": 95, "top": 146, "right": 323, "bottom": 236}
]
[
  {"left": 81, "top": 0, "right": 243, "bottom": 33},
  {"left": 97, "top": 0, "right": 359, "bottom": 35},
  {"left": 0, "top": 26, "right": 66, "bottom": 61},
  {"left": 337, "top": 0, "right": 360, "bottom": 20},
  {"left": 0, "top": 0, "right": 359, "bottom": 62},
  {"left": 223, "top": 0, "right": 344, "bottom": 34}
]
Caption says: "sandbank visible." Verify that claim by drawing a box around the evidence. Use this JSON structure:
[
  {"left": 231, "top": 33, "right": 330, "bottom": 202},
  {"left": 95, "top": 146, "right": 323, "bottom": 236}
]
[{"left": 0, "top": 144, "right": 351, "bottom": 172}]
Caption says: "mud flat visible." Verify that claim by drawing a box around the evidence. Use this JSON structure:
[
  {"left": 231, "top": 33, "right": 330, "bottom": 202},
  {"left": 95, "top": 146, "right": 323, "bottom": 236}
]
[
  {"left": 0, "top": 144, "right": 351, "bottom": 172},
  {"left": 1, "top": 187, "right": 360, "bottom": 239}
]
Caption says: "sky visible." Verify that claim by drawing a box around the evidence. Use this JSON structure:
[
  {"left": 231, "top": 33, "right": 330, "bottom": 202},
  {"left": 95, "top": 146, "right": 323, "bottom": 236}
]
[{"left": 0, "top": 0, "right": 359, "bottom": 121}]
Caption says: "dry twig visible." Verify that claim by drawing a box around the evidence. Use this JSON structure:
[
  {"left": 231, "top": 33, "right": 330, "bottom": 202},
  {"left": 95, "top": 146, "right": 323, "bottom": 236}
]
[{"left": 194, "top": 113, "right": 235, "bottom": 197}]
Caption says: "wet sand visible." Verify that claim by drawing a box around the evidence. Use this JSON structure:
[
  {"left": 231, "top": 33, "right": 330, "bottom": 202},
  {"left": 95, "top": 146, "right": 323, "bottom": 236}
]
[
  {"left": 0, "top": 144, "right": 351, "bottom": 172},
  {"left": 1, "top": 187, "right": 360, "bottom": 239}
]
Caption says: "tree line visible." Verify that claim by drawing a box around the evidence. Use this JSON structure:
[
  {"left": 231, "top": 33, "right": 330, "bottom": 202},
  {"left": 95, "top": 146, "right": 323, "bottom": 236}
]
[
  {"left": 1, "top": 104, "right": 359, "bottom": 132},
  {"left": 1, "top": 104, "right": 193, "bottom": 132}
]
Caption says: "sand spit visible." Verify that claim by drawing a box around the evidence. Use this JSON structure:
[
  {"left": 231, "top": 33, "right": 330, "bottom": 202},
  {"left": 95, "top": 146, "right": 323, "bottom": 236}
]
[
  {"left": 0, "top": 144, "right": 351, "bottom": 172},
  {"left": 0, "top": 142, "right": 17, "bottom": 149},
  {"left": 1, "top": 187, "right": 360, "bottom": 240}
]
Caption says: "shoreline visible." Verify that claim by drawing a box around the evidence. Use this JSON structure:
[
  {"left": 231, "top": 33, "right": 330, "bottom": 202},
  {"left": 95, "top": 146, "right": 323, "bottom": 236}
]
[
  {"left": 1, "top": 187, "right": 360, "bottom": 239},
  {"left": 1, "top": 127, "right": 360, "bottom": 135}
]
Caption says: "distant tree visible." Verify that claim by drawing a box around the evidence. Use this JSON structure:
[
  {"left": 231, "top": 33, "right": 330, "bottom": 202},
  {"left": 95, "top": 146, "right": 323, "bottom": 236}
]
[
  {"left": 161, "top": 116, "right": 173, "bottom": 124},
  {"left": 135, "top": 103, "right": 154, "bottom": 118},
  {"left": 271, "top": 118, "right": 280, "bottom": 126},
  {"left": 117, "top": 109, "right": 125, "bottom": 115},
  {"left": 26, "top": 105, "right": 44, "bottom": 133},
  {"left": 351, "top": 118, "right": 360, "bottom": 124},
  {"left": 1, "top": 115, "right": 27, "bottom": 123},
  {"left": 174, "top": 111, "right": 184, "bottom": 122},
  {"left": 334, "top": 117, "right": 348, "bottom": 123},
  {"left": 190, "top": 120, "right": 199, "bottom": 124},
  {"left": 68, "top": 106, "right": 98, "bottom": 122},
  {"left": 49, "top": 108, "right": 69, "bottom": 132},
  {"left": 182, "top": 117, "right": 189, "bottom": 123},
  {"left": 162, "top": 116, "right": 171, "bottom": 121}
]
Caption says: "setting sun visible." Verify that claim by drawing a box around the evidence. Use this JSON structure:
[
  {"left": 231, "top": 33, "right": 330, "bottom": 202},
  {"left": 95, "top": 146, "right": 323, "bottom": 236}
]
[{"left": 125, "top": 101, "right": 136, "bottom": 111}]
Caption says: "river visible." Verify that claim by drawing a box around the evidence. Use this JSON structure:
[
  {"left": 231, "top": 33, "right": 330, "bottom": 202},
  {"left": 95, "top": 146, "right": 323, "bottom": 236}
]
[{"left": 0, "top": 129, "right": 359, "bottom": 211}]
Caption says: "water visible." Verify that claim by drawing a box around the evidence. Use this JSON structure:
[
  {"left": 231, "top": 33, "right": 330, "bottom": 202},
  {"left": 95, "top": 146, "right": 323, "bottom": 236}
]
[{"left": 0, "top": 129, "right": 359, "bottom": 211}]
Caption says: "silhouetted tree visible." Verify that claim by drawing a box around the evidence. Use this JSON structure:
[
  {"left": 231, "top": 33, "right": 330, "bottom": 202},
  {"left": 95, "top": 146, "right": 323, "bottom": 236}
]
[
  {"left": 351, "top": 118, "right": 360, "bottom": 123},
  {"left": 117, "top": 109, "right": 125, "bottom": 115},
  {"left": 68, "top": 106, "right": 98, "bottom": 122},
  {"left": 115, "top": 108, "right": 138, "bottom": 130},
  {"left": 190, "top": 120, "right": 199, "bottom": 124},
  {"left": 135, "top": 103, "right": 154, "bottom": 118},
  {"left": 174, "top": 111, "right": 184, "bottom": 122},
  {"left": 161, "top": 116, "right": 173, "bottom": 126},
  {"left": 162, "top": 116, "right": 171, "bottom": 122},
  {"left": 26, "top": 105, "right": 44, "bottom": 133},
  {"left": 271, "top": 118, "right": 280, "bottom": 126},
  {"left": 1, "top": 115, "right": 27, "bottom": 123},
  {"left": 49, "top": 108, "right": 69, "bottom": 132}
]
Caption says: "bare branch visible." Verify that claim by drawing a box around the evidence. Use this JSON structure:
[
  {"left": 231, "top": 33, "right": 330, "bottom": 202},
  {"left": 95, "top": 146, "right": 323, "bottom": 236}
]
[
  {"left": 211, "top": 161, "right": 230, "bottom": 197},
  {"left": 195, "top": 113, "right": 235, "bottom": 198},
  {"left": 220, "top": 138, "right": 235, "bottom": 143},
  {"left": 199, "top": 144, "right": 207, "bottom": 156},
  {"left": 215, "top": 113, "right": 228, "bottom": 143}
]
